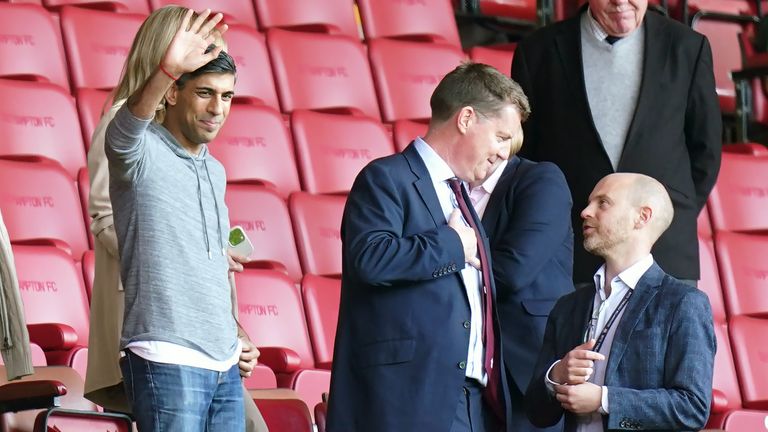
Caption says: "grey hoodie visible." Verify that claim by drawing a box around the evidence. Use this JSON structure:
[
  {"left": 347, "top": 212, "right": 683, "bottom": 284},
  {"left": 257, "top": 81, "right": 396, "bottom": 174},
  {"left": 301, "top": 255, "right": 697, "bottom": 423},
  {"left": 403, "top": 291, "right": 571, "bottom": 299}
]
[{"left": 105, "top": 104, "right": 237, "bottom": 361}]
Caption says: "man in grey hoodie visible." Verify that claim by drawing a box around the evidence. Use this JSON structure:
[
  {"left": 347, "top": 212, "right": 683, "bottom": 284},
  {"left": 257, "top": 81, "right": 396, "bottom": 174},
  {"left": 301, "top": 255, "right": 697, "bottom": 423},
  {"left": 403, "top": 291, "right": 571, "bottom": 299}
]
[{"left": 105, "top": 9, "right": 243, "bottom": 431}]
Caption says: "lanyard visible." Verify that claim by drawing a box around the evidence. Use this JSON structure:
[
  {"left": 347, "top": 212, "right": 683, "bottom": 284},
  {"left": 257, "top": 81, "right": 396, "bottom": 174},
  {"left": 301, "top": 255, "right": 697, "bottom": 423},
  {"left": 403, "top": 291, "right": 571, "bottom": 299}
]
[{"left": 584, "top": 288, "right": 634, "bottom": 353}]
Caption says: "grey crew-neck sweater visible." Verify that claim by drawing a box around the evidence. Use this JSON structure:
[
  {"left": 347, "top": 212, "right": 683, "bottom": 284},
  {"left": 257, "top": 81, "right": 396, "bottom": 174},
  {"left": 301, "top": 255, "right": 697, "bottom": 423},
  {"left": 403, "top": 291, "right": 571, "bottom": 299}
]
[{"left": 105, "top": 104, "right": 237, "bottom": 361}]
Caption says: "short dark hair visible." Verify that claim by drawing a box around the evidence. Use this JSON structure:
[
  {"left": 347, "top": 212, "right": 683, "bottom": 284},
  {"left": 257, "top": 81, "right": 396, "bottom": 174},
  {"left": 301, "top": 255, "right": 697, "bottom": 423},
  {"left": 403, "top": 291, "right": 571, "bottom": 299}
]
[
  {"left": 429, "top": 62, "right": 530, "bottom": 124},
  {"left": 176, "top": 47, "right": 236, "bottom": 88}
]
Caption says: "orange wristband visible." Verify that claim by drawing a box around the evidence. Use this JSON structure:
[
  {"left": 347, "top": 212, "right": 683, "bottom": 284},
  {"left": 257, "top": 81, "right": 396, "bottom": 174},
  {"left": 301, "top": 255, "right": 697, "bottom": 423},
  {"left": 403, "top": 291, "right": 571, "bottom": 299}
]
[{"left": 159, "top": 64, "right": 178, "bottom": 81}]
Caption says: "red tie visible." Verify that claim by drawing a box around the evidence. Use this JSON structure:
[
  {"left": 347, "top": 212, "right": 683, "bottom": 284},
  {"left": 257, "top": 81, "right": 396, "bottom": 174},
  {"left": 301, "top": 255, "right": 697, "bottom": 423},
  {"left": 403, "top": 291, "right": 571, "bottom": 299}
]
[{"left": 448, "top": 178, "right": 504, "bottom": 425}]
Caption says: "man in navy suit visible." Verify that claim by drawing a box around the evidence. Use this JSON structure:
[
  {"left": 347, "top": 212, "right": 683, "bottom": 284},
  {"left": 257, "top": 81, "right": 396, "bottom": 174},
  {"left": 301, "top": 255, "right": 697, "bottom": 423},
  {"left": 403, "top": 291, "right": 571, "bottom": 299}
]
[
  {"left": 327, "top": 63, "right": 530, "bottom": 432},
  {"left": 470, "top": 137, "right": 574, "bottom": 432},
  {"left": 526, "top": 173, "right": 715, "bottom": 431}
]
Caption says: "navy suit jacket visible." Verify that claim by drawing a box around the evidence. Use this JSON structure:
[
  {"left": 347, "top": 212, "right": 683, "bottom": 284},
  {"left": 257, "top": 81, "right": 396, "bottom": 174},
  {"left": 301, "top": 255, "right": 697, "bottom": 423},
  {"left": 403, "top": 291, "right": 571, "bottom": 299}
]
[
  {"left": 327, "top": 143, "right": 511, "bottom": 432},
  {"left": 481, "top": 157, "right": 574, "bottom": 394},
  {"left": 525, "top": 263, "right": 715, "bottom": 431}
]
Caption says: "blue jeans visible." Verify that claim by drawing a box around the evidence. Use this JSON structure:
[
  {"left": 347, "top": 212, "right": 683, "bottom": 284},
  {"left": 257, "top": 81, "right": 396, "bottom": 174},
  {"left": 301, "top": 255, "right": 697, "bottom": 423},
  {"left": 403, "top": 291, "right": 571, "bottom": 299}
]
[{"left": 120, "top": 350, "right": 244, "bottom": 432}]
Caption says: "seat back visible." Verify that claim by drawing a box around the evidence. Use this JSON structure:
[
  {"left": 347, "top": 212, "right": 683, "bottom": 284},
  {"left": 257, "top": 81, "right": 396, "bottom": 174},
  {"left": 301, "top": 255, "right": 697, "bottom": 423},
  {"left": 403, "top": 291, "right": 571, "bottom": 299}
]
[
  {"left": 715, "top": 232, "right": 768, "bottom": 318},
  {"left": 267, "top": 29, "right": 380, "bottom": 119},
  {"left": 698, "top": 237, "right": 726, "bottom": 323},
  {"left": 42, "top": 0, "right": 150, "bottom": 14},
  {"left": 720, "top": 409, "right": 768, "bottom": 431},
  {"left": 224, "top": 185, "right": 303, "bottom": 281},
  {"left": 60, "top": 6, "right": 144, "bottom": 90},
  {"left": 357, "top": 0, "right": 460, "bottom": 46},
  {"left": 209, "top": 105, "right": 300, "bottom": 197},
  {"left": 729, "top": 315, "right": 768, "bottom": 409},
  {"left": 254, "top": 0, "right": 359, "bottom": 37},
  {"left": 301, "top": 275, "right": 341, "bottom": 368},
  {"left": 368, "top": 39, "right": 465, "bottom": 122},
  {"left": 75, "top": 88, "right": 111, "bottom": 151},
  {"left": 0, "top": 160, "right": 89, "bottom": 258},
  {"left": 708, "top": 153, "right": 768, "bottom": 232},
  {"left": 392, "top": 120, "right": 428, "bottom": 152},
  {"left": 223, "top": 25, "right": 280, "bottom": 108},
  {"left": 235, "top": 270, "right": 315, "bottom": 370},
  {"left": 0, "top": 3, "right": 70, "bottom": 91},
  {"left": 252, "top": 397, "right": 313, "bottom": 432},
  {"left": 291, "top": 110, "right": 394, "bottom": 194},
  {"left": 711, "top": 323, "right": 743, "bottom": 413},
  {"left": 148, "top": 0, "right": 257, "bottom": 27},
  {"left": 288, "top": 192, "right": 345, "bottom": 276},
  {"left": 0, "top": 80, "right": 86, "bottom": 178},
  {"left": 468, "top": 45, "right": 516, "bottom": 76},
  {"left": 479, "top": 0, "right": 538, "bottom": 22}
]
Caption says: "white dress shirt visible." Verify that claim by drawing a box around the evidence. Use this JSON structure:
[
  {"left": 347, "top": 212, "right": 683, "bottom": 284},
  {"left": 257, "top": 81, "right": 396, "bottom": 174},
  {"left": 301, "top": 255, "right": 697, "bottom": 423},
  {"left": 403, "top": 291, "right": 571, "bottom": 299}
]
[
  {"left": 414, "top": 137, "right": 487, "bottom": 385},
  {"left": 546, "top": 254, "right": 654, "bottom": 431}
]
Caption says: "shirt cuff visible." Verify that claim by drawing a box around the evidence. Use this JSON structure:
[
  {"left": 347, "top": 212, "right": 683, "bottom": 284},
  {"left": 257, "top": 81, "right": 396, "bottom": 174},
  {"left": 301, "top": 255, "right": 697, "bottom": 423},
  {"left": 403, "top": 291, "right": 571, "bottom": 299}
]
[
  {"left": 599, "top": 386, "right": 609, "bottom": 414},
  {"left": 545, "top": 360, "right": 563, "bottom": 395}
]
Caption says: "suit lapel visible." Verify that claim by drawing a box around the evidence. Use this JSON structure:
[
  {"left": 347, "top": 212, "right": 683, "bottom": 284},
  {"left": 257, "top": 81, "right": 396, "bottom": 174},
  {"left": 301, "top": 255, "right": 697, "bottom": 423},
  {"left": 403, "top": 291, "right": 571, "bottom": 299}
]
[
  {"left": 604, "top": 263, "right": 665, "bottom": 380},
  {"left": 618, "top": 13, "right": 670, "bottom": 169},
  {"left": 570, "top": 283, "right": 597, "bottom": 349},
  {"left": 403, "top": 143, "right": 446, "bottom": 229},
  {"left": 481, "top": 157, "right": 521, "bottom": 237}
]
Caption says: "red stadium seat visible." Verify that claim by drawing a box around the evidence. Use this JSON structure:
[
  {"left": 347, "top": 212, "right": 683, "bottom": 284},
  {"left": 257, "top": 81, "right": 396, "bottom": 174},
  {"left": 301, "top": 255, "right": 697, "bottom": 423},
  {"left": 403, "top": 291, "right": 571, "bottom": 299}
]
[
  {"left": 0, "top": 3, "right": 70, "bottom": 91},
  {"left": 718, "top": 409, "right": 768, "bottom": 431},
  {"left": 393, "top": 120, "right": 428, "bottom": 152},
  {"left": 209, "top": 104, "right": 300, "bottom": 197},
  {"left": 708, "top": 153, "right": 768, "bottom": 232},
  {"left": 12, "top": 245, "right": 89, "bottom": 369},
  {"left": 225, "top": 25, "right": 280, "bottom": 108},
  {"left": 722, "top": 142, "right": 768, "bottom": 156},
  {"left": 469, "top": 45, "right": 516, "bottom": 76},
  {"left": 224, "top": 185, "right": 303, "bottom": 281},
  {"left": 0, "top": 343, "right": 47, "bottom": 367},
  {"left": 149, "top": 0, "right": 257, "bottom": 28},
  {"left": 75, "top": 88, "right": 111, "bottom": 151},
  {"left": 478, "top": 0, "right": 538, "bottom": 23},
  {"left": 267, "top": 29, "right": 381, "bottom": 119},
  {"left": 289, "top": 192, "right": 345, "bottom": 276},
  {"left": 291, "top": 110, "right": 394, "bottom": 194},
  {"left": 60, "top": 6, "right": 144, "bottom": 90},
  {"left": 715, "top": 231, "right": 768, "bottom": 318},
  {"left": 254, "top": 0, "right": 359, "bottom": 38},
  {"left": 0, "top": 79, "right": 86, "bottom": 178},
  {"left": 729, "top": 315, "right": 768, "bottom": 409},
  {"left": 242, "top": 364, "right": 278, "bottom": 390},
  {"left": 698, "top": 237, "right": 726, "bottom": 323},
  {"left": 357, "top": 0, "right": 460, "bottom": 46},
  {"left": 368, "top": 39, "right": 466, "bottom": 122},
  {"left": 43, "top": 0, "right": 150, "bottom": 14},
  {"left": 77, "top": 167, "right": 94, "bottom": 249},
  {"left": 236, "top": 270, "right": 331, "bottom": 412},
  {"left": 710, "top": 324, "right": 743, "bottom": 416},
  {"left": 81, "top": 249, "right": 95, "bottom": 301},
  {"left": 0, "top": 160, "right": 90, "bottom": 258},
  {"left": 301, "top": 274, "right": 341, "bottom": 369},
  {"left": 252, "top": 396, "right": 313, "bottom": 432}
]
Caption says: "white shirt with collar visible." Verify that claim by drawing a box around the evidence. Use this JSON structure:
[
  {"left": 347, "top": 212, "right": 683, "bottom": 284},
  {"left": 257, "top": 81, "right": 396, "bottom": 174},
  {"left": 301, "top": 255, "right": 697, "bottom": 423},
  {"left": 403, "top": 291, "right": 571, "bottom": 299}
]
[
  {"left": 546, "top": 254, "right": 654, "bottom": 431},
  {"left": 413, "top": 137, "right": 487, "bottom": 385},
  {"left": 469, "top": 160, "right": 507, "bottom": 218}
]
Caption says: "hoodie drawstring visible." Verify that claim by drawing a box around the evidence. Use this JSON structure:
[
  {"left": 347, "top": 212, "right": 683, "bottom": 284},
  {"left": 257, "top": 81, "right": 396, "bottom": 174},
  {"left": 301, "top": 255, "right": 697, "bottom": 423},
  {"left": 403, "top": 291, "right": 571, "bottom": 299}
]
[
  {"left": 191, "top": 161, "right": 212, "bottom": 259},
  {"left": 203, "top": 159, "right": 225, "bottom": 257}
]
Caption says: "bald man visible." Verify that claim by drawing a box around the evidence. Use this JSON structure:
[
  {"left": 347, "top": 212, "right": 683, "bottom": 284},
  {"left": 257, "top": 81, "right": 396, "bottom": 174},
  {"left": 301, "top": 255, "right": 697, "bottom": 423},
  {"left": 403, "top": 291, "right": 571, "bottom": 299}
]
[{"left": 525, "top": 173, "right": 715, "bottom": 432}]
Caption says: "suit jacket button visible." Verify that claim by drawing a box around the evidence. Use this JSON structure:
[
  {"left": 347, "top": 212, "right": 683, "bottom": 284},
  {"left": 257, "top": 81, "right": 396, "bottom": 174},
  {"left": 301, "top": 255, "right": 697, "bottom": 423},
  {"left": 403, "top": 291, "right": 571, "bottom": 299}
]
[
  {"left": 458, "top": 361, "right": 466, "bottom": 370},
  {"left": 462, "top": 320, "right": 470, "bottom": 329},
  {"left": 432, "top": 271, "right": 438, "bottom": 278}
]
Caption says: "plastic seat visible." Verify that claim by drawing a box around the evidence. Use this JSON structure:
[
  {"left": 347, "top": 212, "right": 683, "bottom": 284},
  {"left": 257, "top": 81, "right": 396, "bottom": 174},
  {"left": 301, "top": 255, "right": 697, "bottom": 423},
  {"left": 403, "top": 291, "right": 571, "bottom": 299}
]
[
  {"left": 81, "top": 249, "right": 94, "bottom": 301},
  {"left": 254, "top": 0, "right": 358, "bottom": 37},
  {"left": 12, "top": 245, "right": 89, "bottom": 353},
  {"left": 718, "top": 409, "right": 768, "bottom": 431},
  {"left": 224, "top": 25, "right": 280, "bottom": 108},
  {"left": 75, "top": 88, "right": 111, "bottom": 151},
  {"left": 356, "top": 0, "right": 460, "bottom": 46},
  {"left": 267, "top": 29, "right": 380, "bottom": 119},
  {"left": 0, "top": 343, "right": 47, "bottom": 367},
  {"left": 301, "top": 275, "right": 340, "bottom": 370},
  {"left": 0, "top": 79, "right": 86, "bottom": 178},
  {"left": 722, "top": 142, "right": 768, "bottom": 156},
  {"left": 478, "top": 0, "right": 538, "bottom": 23},
  {"left": 252, "top": 395, "right": 313, "bottom": 432},
  {"left": 368, "top": 39, "right": 466, "bottom": 122},
  {"left": 223, "top": 185, "right": 303, "bottom": 281},
  {"left": 236, "top": 270, "right": 331, "bottom": 412},
  {"left": 393, "top": 120, "right": 428, "bottom": 152},
  {"left": 710, "top": 324, "right": 743, "bottom": 417},
  {"left": 77, "top": 167, "right": 94, "bottom": 249},
  {"left": 288, "top": 192, "right": 346, "bottom": 276},
  {"left": 42, "top": 0, "right": 150, "bottom": 14},
  {"left": 149, "top": 0, "right": 257, "bottom": 28},
  {"left": 209, "top": 104, "right": 300, "bottom": 197},
  {"left": 291, "top": 110, "right": 394, "bottom": 194},
  {"left": 60, "top": 6, "right": 145, "bottom": 90},
  {"left": 242, "top": 364, "right": 278, "bottom": 390},
  {"left": 0, "top": 160, "right": 90, "bottom": 259},
  {"left": 0, "top": 3, "right": 70, "bottom": 91},
  {"left": 729, "top": 315, "right": 768, "bottom": 409},
  {"left": 698, "top": 237, "right": 726, "bottom": 323},
  {"left": 708, "top": 153, "right": 768, "bottom": 232},
  {"left": 714, "top": 231, "right": 768, "bottom": 318},
  {"left": 0, "top": 366, "right": 132, "bottom": 432},
  {"left": 468, "top": 45, "right": 516, "bottom": 75}
]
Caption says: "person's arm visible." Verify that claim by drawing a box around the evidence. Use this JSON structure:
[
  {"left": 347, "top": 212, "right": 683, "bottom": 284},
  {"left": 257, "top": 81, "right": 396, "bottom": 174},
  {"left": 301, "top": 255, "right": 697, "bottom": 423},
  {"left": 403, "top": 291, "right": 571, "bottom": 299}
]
[
  {"left": 685, "top": 35, "right": 722, "bottom": 211},
  {"left": 343, "top": 162, "right": 466, "bottom": 287},
  {"left": 605, "top": 290, "right": 715, "bottom": 430},
  {"left": 491, "top": 162, "right": 572, "bottom": 296}
]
